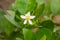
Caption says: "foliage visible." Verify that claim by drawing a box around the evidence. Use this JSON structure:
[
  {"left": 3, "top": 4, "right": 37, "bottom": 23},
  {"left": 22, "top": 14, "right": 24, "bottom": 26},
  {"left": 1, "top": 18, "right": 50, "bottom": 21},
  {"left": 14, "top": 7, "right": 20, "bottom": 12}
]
[{"left": 0, "top": 0, "right": 60, "bottom": 40}]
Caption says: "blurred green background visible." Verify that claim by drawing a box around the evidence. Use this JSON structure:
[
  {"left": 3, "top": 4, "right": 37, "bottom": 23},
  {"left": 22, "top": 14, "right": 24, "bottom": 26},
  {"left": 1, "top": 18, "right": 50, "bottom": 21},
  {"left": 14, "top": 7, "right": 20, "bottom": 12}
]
[{"left": 0, "top": 0, "right": 60, "bottom": 40}]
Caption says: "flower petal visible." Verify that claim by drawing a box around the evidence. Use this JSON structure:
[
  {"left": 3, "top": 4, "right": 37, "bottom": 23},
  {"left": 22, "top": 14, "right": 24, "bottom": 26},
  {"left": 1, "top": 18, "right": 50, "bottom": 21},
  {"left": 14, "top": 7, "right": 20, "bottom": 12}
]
[
  {"left": 24, "top": 20, "right": 27, "bottom": 24},
  {"left": 29, "top": 20, "right": 32, "bottom": 24},
  {"left": 20, "top": 15, "right": 26, "bottom": 19},
  {"left": 26, "top": 12, "right": 30, "bottom": 16},
  {"left": 30, "top": 16, "right": 35, "bottom": 19}
]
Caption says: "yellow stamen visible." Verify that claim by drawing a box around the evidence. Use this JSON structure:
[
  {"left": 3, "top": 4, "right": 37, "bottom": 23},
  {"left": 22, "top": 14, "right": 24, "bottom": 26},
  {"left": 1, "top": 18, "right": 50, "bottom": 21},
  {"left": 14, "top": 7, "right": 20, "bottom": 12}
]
[{"left": 26, "top": 16, "right": 30, "bottom": 20}]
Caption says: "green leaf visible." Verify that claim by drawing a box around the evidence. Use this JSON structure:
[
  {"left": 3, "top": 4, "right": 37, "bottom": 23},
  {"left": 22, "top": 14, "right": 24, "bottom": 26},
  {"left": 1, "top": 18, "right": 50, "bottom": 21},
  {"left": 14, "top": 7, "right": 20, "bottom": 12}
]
[
  {"left": 51, "top": 32, "right": 60, "bottom": 40},
  {"left": 50, "top": 33, "right": 56, "bottom": 40},
  {"left": 34, "top": 3, "right": 45, "bottom": 18},
  {"left": 14, "top": 0, "right": 36, "bottom": 14},
  {"left": 45, "top": 0, "right": 51, "bottom": 15},
  {"left": 23, "top": 28, "right": 36, "bottom": 40},
  {"left": 41, "top": 20, "right": 54, "bottom": 31},
  {"left": 36, "top": 28, "right": 52, "bottom": 40},
  {"left": 8, "top": 31, "right": 23, "bottom": 40},
  {"left": 40, "top": 35, "right": 46, "bottom": 40},
  {"left": 55, "top": 29, "right": 60, "bottom": 40},
  {"left": 16, "top": 37, "right": 23, "bottom": 40},
  {"left": 4, "top": 10, "right": 21, "bottom": 28},
  {"left": 0, "top": 10, "right": 15, "bottom": 35},
  {"left": 15, "top": 10, "right": 21, "bottom": 22},
  {"left": 51, "top": 0, "right": 60, "bottom": 15}
]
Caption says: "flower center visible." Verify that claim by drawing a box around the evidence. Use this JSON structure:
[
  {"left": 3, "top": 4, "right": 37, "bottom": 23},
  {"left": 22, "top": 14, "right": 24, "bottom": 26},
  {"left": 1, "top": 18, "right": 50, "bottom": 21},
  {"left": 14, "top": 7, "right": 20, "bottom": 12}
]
[{"left": 26, "top": 16, "right": 30, "bottom": 20}]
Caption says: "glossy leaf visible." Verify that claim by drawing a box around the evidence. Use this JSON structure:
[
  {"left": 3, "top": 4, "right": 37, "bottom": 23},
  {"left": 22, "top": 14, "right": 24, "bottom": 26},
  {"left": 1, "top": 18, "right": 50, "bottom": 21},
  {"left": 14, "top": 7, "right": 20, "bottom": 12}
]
[
  {"left": 4, "top": 10, "right": 21, "bottom": 28},
  {"left": 14, "top": 0, "right": 36, "bottom": 14},
  {"left": 41, "top": 20, "right": 54, "bottom": 31},
  {"left": 36, "top": 28, "right": 52, "bottom": 40},
  {"left": 23, "top": 28, "right": 36, "bottom": 40}
]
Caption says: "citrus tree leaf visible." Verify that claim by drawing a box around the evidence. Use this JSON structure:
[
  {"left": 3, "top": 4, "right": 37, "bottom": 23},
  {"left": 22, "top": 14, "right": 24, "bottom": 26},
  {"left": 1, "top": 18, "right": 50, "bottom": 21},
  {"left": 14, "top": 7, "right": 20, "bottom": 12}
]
[
  {"left": 14, "top": 0, "right": 36, "bottom": 14},
  {"left": 41, "top": 20, "right": 54, "bottom": 31},
  {"left": 4, "top": 10, "right": 21, "bottom": 28},
  {"left": 23, "top": 28, "right": 36, "bottom": 40},
  {"left": 36, "top": 28, "right": 52, "bottom": 40}
]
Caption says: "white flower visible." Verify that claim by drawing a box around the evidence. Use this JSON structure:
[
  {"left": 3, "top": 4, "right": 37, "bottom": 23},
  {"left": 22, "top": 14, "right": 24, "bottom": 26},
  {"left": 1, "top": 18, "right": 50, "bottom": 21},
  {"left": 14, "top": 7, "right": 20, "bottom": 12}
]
[{"left": 20, "top": 12, "right": 35, "bottom": 24}]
